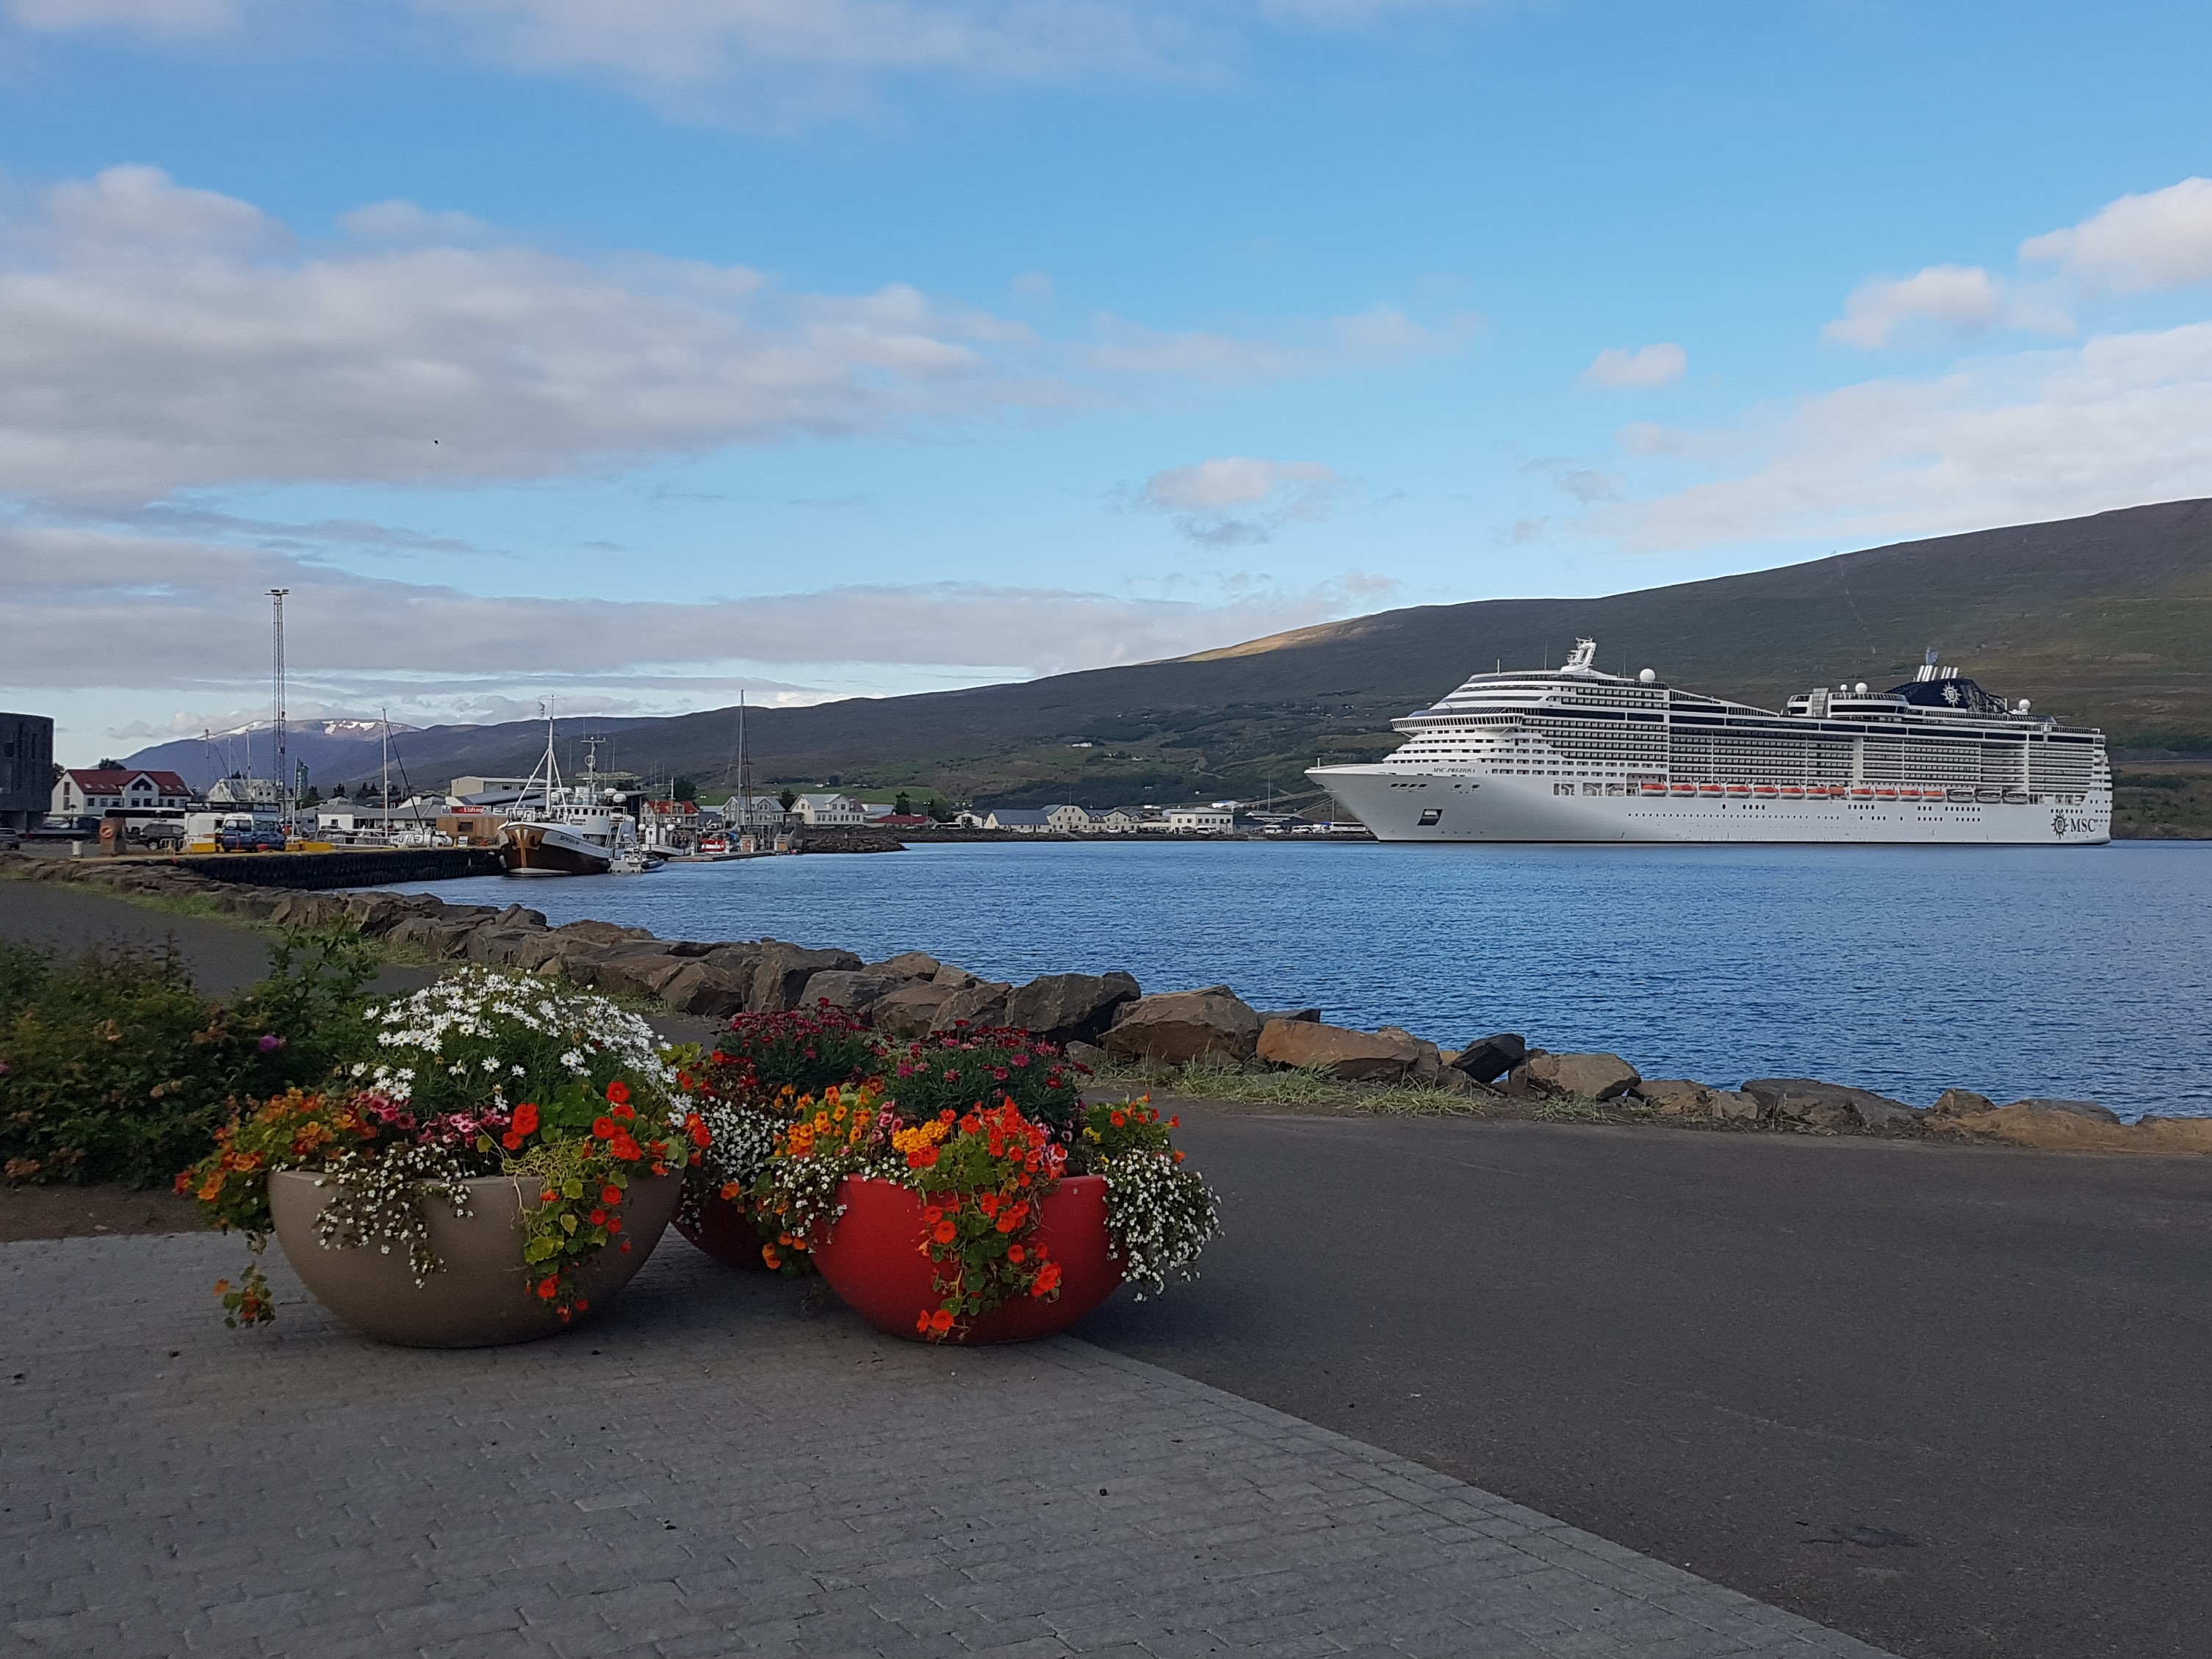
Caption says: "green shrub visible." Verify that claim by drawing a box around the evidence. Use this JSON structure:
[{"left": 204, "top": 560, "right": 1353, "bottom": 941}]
[{"left": 0, "top": 929, "right": 380, "bottom": 1189}]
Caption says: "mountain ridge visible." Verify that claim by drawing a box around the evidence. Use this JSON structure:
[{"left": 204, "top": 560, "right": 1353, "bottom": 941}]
[{"left": 125, "top": 497, "right": 2212, "bottom": 805}]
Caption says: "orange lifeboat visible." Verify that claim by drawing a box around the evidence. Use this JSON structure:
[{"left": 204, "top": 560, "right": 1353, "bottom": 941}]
[
  {"left": 1778, "top": 785, "right": 1804, "bottom": 799},
  {"left": 1754, "top": 785, "right": 1779, "bottom": 797},
  {"left": 1698, "top": 783, "right": 1725, "bottom": 796},
  {"left": 1725, "top": 783, "right": 1751, "bottom": 796},
  {"left": 1874, "top": 787, "right": 1898, "bottom": 800},
  {"left": 1849, "top": 786, "right": 1876, "bottom": 799},
  {"left": 1669, "top": 783, "right": 1696, "bottom": 796}
]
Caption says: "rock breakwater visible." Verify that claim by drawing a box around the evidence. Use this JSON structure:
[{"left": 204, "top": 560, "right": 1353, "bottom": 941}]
[{"left": 9, "top": 851, "right": 2205, "bottom": 1156}]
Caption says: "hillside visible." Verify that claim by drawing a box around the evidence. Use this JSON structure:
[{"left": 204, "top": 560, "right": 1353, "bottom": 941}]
[{"left": 135, "top": 498, "right": 2212, "bottom": 809}]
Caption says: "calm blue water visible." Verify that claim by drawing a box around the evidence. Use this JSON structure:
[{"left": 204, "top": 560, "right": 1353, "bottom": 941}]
[{"left": 372, "top": 841, "right": 2212, "bottom": 1120}]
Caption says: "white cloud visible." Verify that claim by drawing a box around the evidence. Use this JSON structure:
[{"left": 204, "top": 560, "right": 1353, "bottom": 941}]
[
  {"left": 1139, "top": 456, "right": 1347, "bottom": 545},
  {"left": 1602, "top": 321, "right": 2212, "bottom": 552},
  {"left": 4, "top": 0, "right": 242, "bottom": 36},
  {"left": 0, "top": 518, "right": 1388, "bottom": 698},
  {"left": 414, "top": 0, "right": 1211, "bottom": 93},
  {"left": 1821, "top": 266, "right": 2004, "bottom": 349},
  {"left": 1084, "top": 303, "right": 1477, "bottom": 382},
  {"left": 0, "top": 167, "right": 1466, "bottom": 503},
  {"left": 1580, "top": 342, "right": 1685, "bottom": 389},
  {"left": 0, "top": 167, "right": 1067, "bottom": 502},
  {"left": 2021, "top": 176, "right": 2212, "bottom": 293}
]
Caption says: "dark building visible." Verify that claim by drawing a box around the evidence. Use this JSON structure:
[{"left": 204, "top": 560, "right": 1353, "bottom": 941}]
[{"left": 1, "top": 712, "right": 56, "bottom": 832}]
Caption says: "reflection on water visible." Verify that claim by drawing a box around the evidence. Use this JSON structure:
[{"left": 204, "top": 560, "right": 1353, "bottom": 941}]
[{"left": 376, "top": 841, "right": 2212, "bottom": 1120}]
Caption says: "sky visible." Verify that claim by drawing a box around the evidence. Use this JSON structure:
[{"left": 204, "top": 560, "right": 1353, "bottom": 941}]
[{"left": 4, "top": 0, "right": 2212, "bottom": 763}]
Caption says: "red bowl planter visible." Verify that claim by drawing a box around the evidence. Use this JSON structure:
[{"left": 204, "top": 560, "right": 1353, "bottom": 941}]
[
  {"left": 675, "top": 1191, "right": 774, "bottom": 1270},
  {"left": 810, "top": 1173, "right": 1122, "bottom": 1344}
]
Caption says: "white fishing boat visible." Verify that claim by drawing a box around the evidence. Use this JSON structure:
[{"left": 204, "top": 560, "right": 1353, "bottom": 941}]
[{"left": 496, "top": 708, "right": 644, "bottom": 876}]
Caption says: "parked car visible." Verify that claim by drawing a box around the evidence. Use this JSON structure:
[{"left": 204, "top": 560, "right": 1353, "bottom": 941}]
[
  {"left": 134, "top": 821, "right": 186, "bottom": 852},
  {"left": 216, "top": 825, "right": 287, "bottom": 852}
]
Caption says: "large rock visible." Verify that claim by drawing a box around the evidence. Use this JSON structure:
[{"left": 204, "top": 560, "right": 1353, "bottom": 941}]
[
  {"left": 1256, "top": 1007, "right": 1321, "bottom": 1025},
  {"left": 594, "top": 951, "right": 691, "bottom": 1001},
  {"left": 873, "top": 980, "right": 960, "bottom": 1037},
  {"left": 1934, "top": 1102, "right": 2211, "bottom": 1154},
  {"left": 1929, "top": 1088, "right": 1997, "bottom": 1117},
  {"left": 1257, "top": 1019, "right": 1432, "bottom": 1082},
  {"left": 700, "top": 943, "right": 763, "bottom": 976},
  {"left": 929, "top": 980, "right": 1013, "bottom": 1032},
  {"left": 749, "top": 943, "right": 865, "bottom": 1012},
  {"left": 385, "top": 915, "right": 481, "bottom": 959},
  {"left": 1103, "top": 987, "right": 1262, "bottom": 1067},
  {"left": 1004, "top": 971, "right": 1142, "bottom": 1046},
  {"left": 1524, "top": 1051, "right": 1641, "bottom": 1101},
  {"left": 871, "top": 951, "right": 942, "bottom": 979},
  {"left": 555, "top": 918, "right": 658, "bottom": 946},
  {"left": 799, "top": 970, "right": 909, "bottom": 1017},
  {"left": 492, "top": 902, "right": 547, "bottom": 931},
  {"left": 1638, "top": 1078, "right": 1715, "bottom": 1117},
  {"left": 464, "top": 928, "right": 538, "bottom": 966},
  {"left": 2002, "top": 1097, "right": 2121, "bottom": 1124},
  {"left": 1743, "top": 1077, "right": 1920, "bottom": 1131},
  {"left": 1709, "top": 1090, "right": 1763, "bottom": 1121},
  {"left": 657, "top": 961, "right": 753, "bottom": 1019},
  {"left": 932, "top": 962, "right": 982, "bottom": 989},
  {"left": 1448, "top": 1033, "right": 1527, "bottom": 1085}
]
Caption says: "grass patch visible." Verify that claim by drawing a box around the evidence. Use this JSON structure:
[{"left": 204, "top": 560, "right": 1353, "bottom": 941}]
[{"left": 1085, "top": 1058, "right": 1498, "bottom": 1118}]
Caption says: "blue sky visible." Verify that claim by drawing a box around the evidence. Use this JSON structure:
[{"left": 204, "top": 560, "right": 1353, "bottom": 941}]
[{"left": 4, "top": 0, "right": 2211, "bottom": 760}]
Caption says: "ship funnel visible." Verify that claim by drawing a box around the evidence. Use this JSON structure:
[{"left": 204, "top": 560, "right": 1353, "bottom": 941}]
[{"left": 1564, "top": 638, "right": 1599, "bottom": 673}]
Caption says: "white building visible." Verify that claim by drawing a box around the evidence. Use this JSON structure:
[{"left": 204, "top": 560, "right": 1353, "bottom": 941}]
[
  {"left": 1043, "top": 804, "right": 1093, "bottom": 834},
  {"left": 1166, "top": 805, "right": 1234, "bottom": 835},
  {"left": 984, "top": 807, "right": 1052, "bottom": 833},
  {"left": 51, "top": 767, "right": 193, "bottom": 818},
  {"left": 794, "top": 792, "right": 865, "bottom": 826}
]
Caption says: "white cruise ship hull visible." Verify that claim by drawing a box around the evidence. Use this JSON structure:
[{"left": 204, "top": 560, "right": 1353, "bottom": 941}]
[{"left": 1314, "top": 767, "right": 2111, "bottom": 844}]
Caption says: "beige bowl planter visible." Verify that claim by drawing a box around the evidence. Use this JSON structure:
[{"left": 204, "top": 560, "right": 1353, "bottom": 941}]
[{"left": 268, "top": 1168, "right": 681, "bottom": 1348}]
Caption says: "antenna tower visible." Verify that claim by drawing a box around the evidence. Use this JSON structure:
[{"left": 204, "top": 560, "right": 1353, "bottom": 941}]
[{"left": 269, "top": 589, "right": 290, "bottom": 830}]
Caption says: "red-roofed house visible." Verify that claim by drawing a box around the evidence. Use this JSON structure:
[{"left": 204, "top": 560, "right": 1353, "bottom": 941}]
[{"left": 51, "top": 768, "right": 194, "bottom": 818}]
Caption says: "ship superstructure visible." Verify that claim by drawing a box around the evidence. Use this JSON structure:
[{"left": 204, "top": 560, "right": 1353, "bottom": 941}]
[{"left": 1308, "top": 639, "right": 2110, "bottom": 844}]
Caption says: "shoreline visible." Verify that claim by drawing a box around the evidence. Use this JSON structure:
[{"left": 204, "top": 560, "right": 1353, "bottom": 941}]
[{"left": 7, "top": 847, "right": 2206, "bottom": 1156}]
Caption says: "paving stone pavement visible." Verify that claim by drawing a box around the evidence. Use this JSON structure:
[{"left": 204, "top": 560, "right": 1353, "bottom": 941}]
[{"left": 1, "top": 1231, "right": 1898, "bottom": 1659}]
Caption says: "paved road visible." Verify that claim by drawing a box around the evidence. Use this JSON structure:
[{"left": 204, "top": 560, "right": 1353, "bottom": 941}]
[
  {"left": 4, "top": 1233, "right": 1889, "bottom": 1658},
  {"left": 1083, "top": 1106, "right": 2212, "bottom": 1659},
  {"left": 0, "top": 879, "right": 430, "bottom": 998}
]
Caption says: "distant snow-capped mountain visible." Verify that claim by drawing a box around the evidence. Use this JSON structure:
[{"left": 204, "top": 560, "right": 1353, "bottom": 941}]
[{"left": 122, "top": 717, "right": 425, "bottom": 791}]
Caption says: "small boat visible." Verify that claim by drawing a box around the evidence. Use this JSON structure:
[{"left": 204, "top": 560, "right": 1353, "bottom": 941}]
[
  {"left": 1698, "top": 783, "right": 1725, "bottom": 796},
  {"left": 1725, "top": 783, "right": 1751, "bottom": 796},
  {"left": 1849, "top": 786, "right": 1875, "bottom": 799},
  {"left": 1753, "top": 785, "right": 1779, "bottom": 797},
  {"left": 1779, "top": 785, "right": 1804, "bottom": 798},
  {"left": 2004, "top": 789, "right": 2031, "bottom": 805},
  {"left": 1948, "top": 787, "right": 1975, "bottom": 802},
  {"left": 1875, "top": 788, "right": 1899, "bottom": 800},
  {"left": 609, "top": 848, "right": 661, "bottom": 875},
  {"left": 1669, "top": 782, "right": 1697, "bottom": 796}
]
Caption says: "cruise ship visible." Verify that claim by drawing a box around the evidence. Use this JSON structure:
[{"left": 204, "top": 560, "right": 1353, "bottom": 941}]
[{"left": 1308, "top": 639, "right": 2111, "bottom": 844}]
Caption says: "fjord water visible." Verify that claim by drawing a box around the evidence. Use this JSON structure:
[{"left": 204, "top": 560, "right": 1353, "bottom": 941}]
[{"left": 384, "top": 841, "right": 2212, "bottom": 1120}]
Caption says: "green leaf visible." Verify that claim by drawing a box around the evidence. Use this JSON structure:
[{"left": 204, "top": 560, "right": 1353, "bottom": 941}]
[{"left": 559, "top": 1212, "right": 577, "bottom": 1234}]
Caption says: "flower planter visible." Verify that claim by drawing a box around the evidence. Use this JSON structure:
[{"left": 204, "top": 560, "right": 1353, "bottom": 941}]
[
  {"left": 809, "top": 1173, "right": 1122, "bottom": 1344},
  {"left": 268, "top": 1168, "right": 680, "bottom": 1347},
  {"left": 676, "top": 1190, "right": 774, "bottom": 1270}
]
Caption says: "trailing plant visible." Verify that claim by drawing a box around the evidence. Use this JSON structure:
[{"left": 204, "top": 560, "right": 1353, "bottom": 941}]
[
  {"left": 904, "top": 1100, "right": 1067, "bottom": 1337},
  {"left": 1, "top": 928, "right": 380, "bottom": 1189},
  {"left": 1075, "top": 1098, "right": 1220, "bottom": 1297},
  {"left": 750, "top": 1082, "right": 896, "bottom": 1272}
]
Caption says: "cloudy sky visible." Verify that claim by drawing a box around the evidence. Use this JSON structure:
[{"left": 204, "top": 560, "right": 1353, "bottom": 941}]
[{"left": 4, "top": 1, "right": 2212, "bottom": 758}]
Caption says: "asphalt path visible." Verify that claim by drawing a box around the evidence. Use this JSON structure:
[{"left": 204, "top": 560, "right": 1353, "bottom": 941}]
[{"left": 1082, "top": 1105, "right": 2212, "bottom": 1659}]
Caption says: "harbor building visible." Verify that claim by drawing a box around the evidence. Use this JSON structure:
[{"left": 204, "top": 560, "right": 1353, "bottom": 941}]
[{"left": 0, "top": 712, "right": 54, "bottom": 834}]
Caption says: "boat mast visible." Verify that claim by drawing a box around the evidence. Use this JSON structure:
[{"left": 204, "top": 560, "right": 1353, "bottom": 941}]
[{"left": 269, "top": 589, "right": 289, "bottom": 831}]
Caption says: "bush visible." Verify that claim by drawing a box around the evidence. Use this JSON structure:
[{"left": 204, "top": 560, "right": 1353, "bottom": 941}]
[{"left": 0, "top": 929, "right": 380, "bottom": 1189}]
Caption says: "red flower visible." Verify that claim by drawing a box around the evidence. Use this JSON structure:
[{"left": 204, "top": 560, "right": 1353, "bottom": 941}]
[
  {"left": 609, "top": 1132, "right": 642, "bottom": 1162},
  {"left": 1006, "top": 1244, "right": 1026, "bottom": 1264},
  {"left": 536, "top": 1276, "right": 559, "bottom": 1300},
  {"left": 610, "top": 1102, "right": 636, "bottom": 1123},
  {"left": 511, "top": 1102, "right": 540, "bottom": 1137},
  {"left": 929, "top": 1307, "right": 954, "bottom": 1333},
  {"left": 932, "top": 1220, "right": 958, "bottom": 1244},
  {"left": 588, "top": 1208, "right": 607, "bottom": 1226},
  {"left": 592, "top": 1116, "right": 616, "bottom": 1140},
  {"left": 1032, "top": 1262, "right": 1062, "bottom": 1296},
  {"left": 605, "top": 1080, "right": 631, "bottom": 1106},
  {"left": 601, "top": 1184, "right": 622, "bottom": 1205}
]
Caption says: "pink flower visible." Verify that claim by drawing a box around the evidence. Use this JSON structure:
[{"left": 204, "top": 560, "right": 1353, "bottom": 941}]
[{"left": 257, "top": 1034, "right": 284, "bottom": 1054}]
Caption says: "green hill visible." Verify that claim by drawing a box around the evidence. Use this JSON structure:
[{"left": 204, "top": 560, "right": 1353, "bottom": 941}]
[{"left": 299, "top": 497, "right": 2212, "bottom": 813}]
